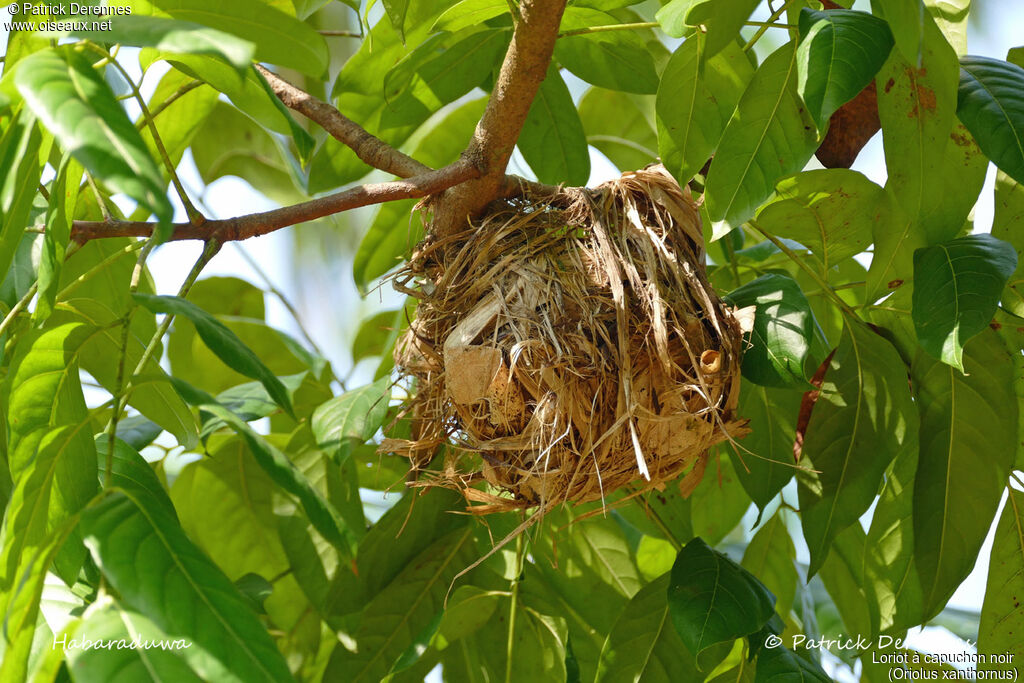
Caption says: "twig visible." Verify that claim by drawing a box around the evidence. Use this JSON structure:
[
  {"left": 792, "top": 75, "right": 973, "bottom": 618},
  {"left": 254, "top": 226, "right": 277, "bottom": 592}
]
[
  {"left": 86, "top": 42, "right": 204, "bottom": 225},
  {"left": 559, "top": 21, "right": 658, "bottom": 38},
  {"left": 434, "top": 0, "right": 570, "bottom": 235},
  {"left": 70, "top": 160, "right": 481, "bottom": 243},
  {"left": 0, "top": 283, "right": 38, "bottom": 339},
  {"left": 318, "top": 30, "right": 362, "bottom": 37},
  {"left": 141, "top": 79, "right": 203, "bottom": 127},
  {"left": 105, "top": 239, "right": 156, "bottom": 487},
  {"left": 255, "top": 64, "right": 430, "bottom": 179},
  {"left": 744, "top": 0, "right": 801, "bottom": 51},
  {"left": 749, "top": 219, "right": 858, "bottom": 317}
]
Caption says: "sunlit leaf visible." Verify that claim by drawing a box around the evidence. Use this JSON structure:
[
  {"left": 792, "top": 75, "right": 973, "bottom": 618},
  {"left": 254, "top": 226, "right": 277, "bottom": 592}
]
[
  {"left": 911, "top": 234, "right": 1016, "bottom": 370},
  {"left": 797, "top": 8, "right": 894, "bottom": 130},
  {"left": 15, "top": 48, "right": 172, "bottom": 237},
  {"left": 705, "top": 42, "right": 819, "bottom": 236},
  {"left": 957, "top": 55, "right": 1024, "bottom": 185},
  {"left": 912, "top": 329, "right": 1017, "bottom": 620},
  {"left": 798, "top": 316, "right": 917, "bottom": 576},
  {"left": 657, "top": 36, "right": 754, "bottom": 186}
]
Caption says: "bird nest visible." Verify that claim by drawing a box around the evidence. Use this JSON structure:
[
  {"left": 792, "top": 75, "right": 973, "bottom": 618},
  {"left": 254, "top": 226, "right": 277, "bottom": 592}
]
[{"left": 381, "top": 166, "right": 749, "bottom": 514}]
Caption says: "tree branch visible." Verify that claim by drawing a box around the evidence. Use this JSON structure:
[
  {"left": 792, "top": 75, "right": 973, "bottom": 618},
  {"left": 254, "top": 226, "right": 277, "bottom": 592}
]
[
  {"left": 434, "top": 0, "right": 568, "bottom": 235},
  {"left": 70, "top": 160, "right": 479, "bottom": 243},
  {"left": 255, "top": 64, "right": 430, "bottom": 179}
]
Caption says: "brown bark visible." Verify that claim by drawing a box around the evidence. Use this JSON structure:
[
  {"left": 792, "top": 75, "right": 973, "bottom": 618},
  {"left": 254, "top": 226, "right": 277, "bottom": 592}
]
[
  {"left": 70, "top": 160, "right": 478, "bottom": 243},
  {"left": 433, "top": 0, "right": 569, "bottom": 236},
  {"left": 70, "top": 3, "right": 567, "bottom": 244}
]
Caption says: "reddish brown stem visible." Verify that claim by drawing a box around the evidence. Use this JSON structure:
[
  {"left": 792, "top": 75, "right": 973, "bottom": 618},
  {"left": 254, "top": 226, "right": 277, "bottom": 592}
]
[{"left": 71, "top": 160, "right": 479, "bottom": 243}]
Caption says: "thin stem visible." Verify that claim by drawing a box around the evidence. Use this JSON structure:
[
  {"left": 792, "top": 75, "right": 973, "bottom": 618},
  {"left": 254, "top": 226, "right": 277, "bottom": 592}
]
[
  {"left": 57, "top": 241, "right": 146, "bottom": 301},
  {"left": 744, "top": 0, "right": 800, "bottom": 51},
  {"left": 559, "top": 21, "right": 658, "bottom": 37},
  {"left": 125, "top": 240, "right": 221, "bottom": 388},
  {"left": 505, "top": 530, "right": 524, "bottom": 683},
  {"left": 749, "top": 219, "right": 858, "bottom": 317},
  {"left": 87, "top": 42, "right": 205, "bottom": 225},
  {"left": 230, "top": 242, "right": 325, "bottom": 358},
  {"left": 37, "top": 183, "right": 50, "bottom": 201},
  {"left": 744, "top": 20, "right": 795, "bottom": 29},
  {"left": 105, "top": 239, "right": 156, "bottom": 487},
  {"left": 318, "top": 30, "right": 362, "bottom": 37},
  {"left": 84, "top": 171, "right": 114, "bottom": 222},
  {"left": 141, "top": 79, "right": 203, "bottom": 127},
  {"left": 0, "top": 283, "right": 38, "bottom": 339}
]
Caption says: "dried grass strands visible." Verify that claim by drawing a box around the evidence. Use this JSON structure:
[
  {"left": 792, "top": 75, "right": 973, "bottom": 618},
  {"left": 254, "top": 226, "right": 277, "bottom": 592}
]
[{"left": 381, "top": 165, "right": 750, "bottom": 514}]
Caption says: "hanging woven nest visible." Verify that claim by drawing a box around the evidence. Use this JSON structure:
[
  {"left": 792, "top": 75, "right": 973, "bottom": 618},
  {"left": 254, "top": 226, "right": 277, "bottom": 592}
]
[{"left": 380, "top": 165, "right": 750, "bottom": 514}]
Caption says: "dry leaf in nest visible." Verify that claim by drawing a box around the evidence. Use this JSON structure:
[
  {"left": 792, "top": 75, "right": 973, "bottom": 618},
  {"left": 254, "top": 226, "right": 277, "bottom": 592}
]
[{"left": 382, "top": 165, "right": 749, "bottom": 514}]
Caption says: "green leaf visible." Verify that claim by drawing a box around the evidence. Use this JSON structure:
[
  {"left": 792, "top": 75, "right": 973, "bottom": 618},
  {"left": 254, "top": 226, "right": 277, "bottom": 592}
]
[
  {"left": 864, "top": 442, "right": 924, "bottom": 633},
  {"left": 96, "top": 437, "right": 178, "bottom": 522},
  {"left": 912, "top": 329, "right": 1017, "bottom": 620},
  {"left": 579, "top": 88, "right": 658, "bottom": 172},
  {"left": 724, "top": 273, "right": 814, "bottom": 387},
  {"left": 871, "top": 0, "right": 925, "bottom": 64},
  {"left": 357, "top": 489, "right": 468, "bottom": 601},
  {"left": 80, "top": 491, "right": 294, "bottom": 683},
  {"left": 685, "top": 0, "right": 761, "bottom": 60},
  {"left": 656, "top": 36, "right": 754, "bottom": 186},
  {"left": 157, "top": 53, "right": 298, "bottom": 137},
  {"left": 15, "top": 48, "right": 173, "bottom": 236},
  {"left": 433, "top": 0, "right": 508, "bottom": 32},
  {"left": 311, "top": 377, "right": 391, "bottom": 464},
  {"left": 353, "top": 98, "right": 487, "bottom": 290},
  {"left": 34, "top": 155, "right": 83, "bottom": 323},
  {"left": 326, "top": 527, "right": 476, "bottom": 682},
  {"left": 519, "top": 68, "right": 590, "bottom": 185},
  {"left": 728, "top": 384, "right": 802, "bottom": 514},
  {"left": 146, "top": 0, "right": 328, "bottom": 76},
  {"left": 194, "top": 403, "right": 354, "bottom": 556},
  {"left": 689, "top": 454, "right": 752, "bottom": 546},
  {"left": 957, "top": 56, "right": 1024, "bottom": 185},
  {"left": 705, "top": 42, "right": 820, "bottom": 236},
  {"left": 383, "top": 0, "right": 410, "bottom": 42},
  {"left": 755, "top": 169, "right": 888, "bottom": 271},
  {"left": 596, "top": 573, "right": 702, "bottom": 682},
  {"left": 796, "top": 8, "right": 894, "bottom": 131},
  {"left": 755, "top": 645, "right": 831, "bottom": 683},
  {"left": 556, "top": 12, "right": 658, "bottom": 95},
  {"left": 56, "top": 297, "right": 199, "bottom": 449},
  {"left": 993, "top": 170, "right": 1024, "bottom": 316},
  {"left": 0, "top": 323, "right": 98, "bottom": 679},
  {"left": 64, "top": 601, "right": 202, "bottom": 682},
  {"left": 0, "top": 110, "right": 51, "bottom": 283},
  {"left": 439, "top": 570, "right": 569, "bottom": 683},
  {"left": 187, "top": 101, "right": 303, "bottom": 205},
  {"left": 170, "top": 436, "right": 290, "bottom": 590},
  {"left": 534, "top": 510, "right": 642, "bottom": 676},
  {"left": 66, "top": 15, "right": 255, "bottom": 69},
  {"left": 741, "top": 513, "right": 799, "bottom": 618},
  {"left": 667, "top": 538, "right": 776, "bottom": 670},
  {"left": 911, "top": 234, "right": 1017, "bottom": 370},
  {"left": 875, "top": 14, "right": 959, "bottom": 241},
  {"left": 798, "top": 317, "right": 917, "bottom": 577},
  {"left": 655, "top": 0, "right": 699, "bottom": 39},
  {"left": 978, "top": 488, "right": 1024, "bottom": 661},
  {"left": 817, "top": 524, "right": 879, "bottom": 637},
  {"left": 381, "top": 28, "right": 509, "bottom": 129},
  {"left": 134, "top": 293, "right": 293, "bottom": 416}
]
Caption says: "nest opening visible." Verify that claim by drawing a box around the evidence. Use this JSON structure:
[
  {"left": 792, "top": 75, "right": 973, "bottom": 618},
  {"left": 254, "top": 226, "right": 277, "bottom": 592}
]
[{"left": 381, "top": 166, "right": 749, "bottom": 514}]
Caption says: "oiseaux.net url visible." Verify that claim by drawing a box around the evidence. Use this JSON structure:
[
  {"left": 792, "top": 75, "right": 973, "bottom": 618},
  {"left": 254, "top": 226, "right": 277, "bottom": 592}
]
[{"left": 6, "top": 19, "right": 113, "bottom": 30}]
